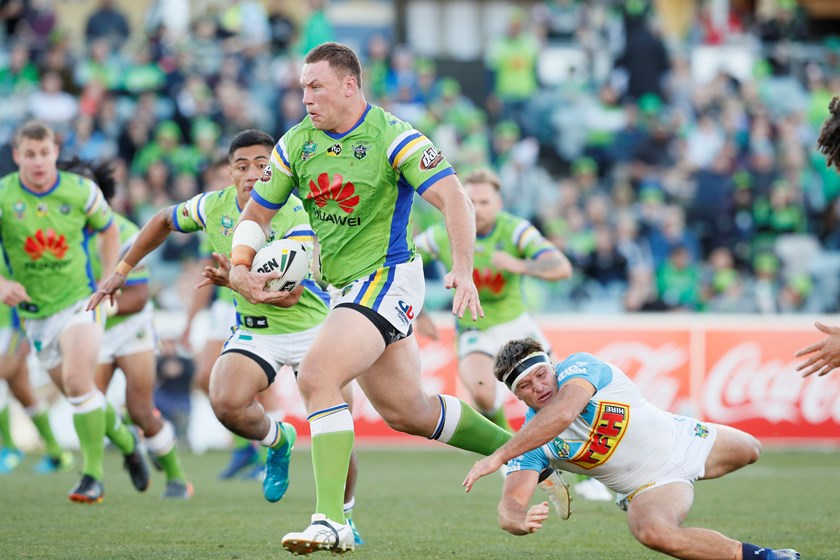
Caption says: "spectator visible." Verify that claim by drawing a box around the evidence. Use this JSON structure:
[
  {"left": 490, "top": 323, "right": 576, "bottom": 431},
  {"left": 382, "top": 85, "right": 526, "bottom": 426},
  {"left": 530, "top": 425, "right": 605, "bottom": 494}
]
[
  {"left": 613, "top": 4, "right": 670, "bottom": 102},
  {"left": 28, "top": 70, "right": 78, "bottom": 127},
  {"left": 85, "top": 0, "right": 131, "bottom": 50},
  {"left": 154, "top": 337, "right": 194, "bottom": 445},
  {"left": 485, "top": 8, "right": 539, "bottom": 128}
]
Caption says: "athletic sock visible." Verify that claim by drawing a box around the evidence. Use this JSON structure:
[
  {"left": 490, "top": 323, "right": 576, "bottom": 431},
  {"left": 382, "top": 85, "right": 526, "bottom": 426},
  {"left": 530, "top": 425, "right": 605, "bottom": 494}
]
[
  {"left": 69, "top": 391, "right": 106, "bottom": 481},
  {"left": 259, "top": 420, "right": 288, "bottom": 449},
  {"left": 431, "top": 395, "right": 512, "bottom": 456},
  {"left": 309, "top": 405, "right": 354, "bottom": 523},
  {"left": 26, "top": 404, "right": 62, "bottom": 457},
  {"left": 742, "top": 543, "right": 769, "bottom": 559},
  {"left": 483, "top": 407, "right": 513, "bottom": 433},
  {"left": 0, "top": 405, "right": 15, "bottom": 450},
  {"left": 104, "top": 401, "right": 135, "bottom": 455},
  {"left": 146, "top": 421, "right": 186, "bottom": 482}
]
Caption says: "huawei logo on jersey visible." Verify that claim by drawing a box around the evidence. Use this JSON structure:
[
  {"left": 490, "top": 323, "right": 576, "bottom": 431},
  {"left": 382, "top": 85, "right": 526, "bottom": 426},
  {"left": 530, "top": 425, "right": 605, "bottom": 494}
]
[
  {"left": 473, "top": 268, "right": 505, "bottom": 294},
  {"left": 24, "top": 229, "right": 69, "bottom": 260},
  {"left": 308, "top": 172, "right": 359, "bottom": 214}
]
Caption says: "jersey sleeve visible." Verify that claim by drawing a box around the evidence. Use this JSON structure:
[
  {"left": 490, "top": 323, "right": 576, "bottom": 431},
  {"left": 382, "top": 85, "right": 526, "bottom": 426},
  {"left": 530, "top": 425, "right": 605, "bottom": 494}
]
[
  {"left": 277, "top": 200, "right": 316, "bottom": 253},
  {"left": 385, "top": 120, "right": 455, "bottom": 196},
  {"left": 252, "top": 136, "right": 295, "bottom": 210},
  {"left": 555, "top": 353, "right": 614, "bottom": 392},
  {"left": 512, "top": 218, "right": 557, "bottom": 260},
  {"left": 506, "top": 446, "right": 550, "bottom": 475},
  {"left": 172, "top": 193, "right": 209, "bottom": 233},
  {"left": 84, "top": 179, "right": 114, "bottom": 232}
]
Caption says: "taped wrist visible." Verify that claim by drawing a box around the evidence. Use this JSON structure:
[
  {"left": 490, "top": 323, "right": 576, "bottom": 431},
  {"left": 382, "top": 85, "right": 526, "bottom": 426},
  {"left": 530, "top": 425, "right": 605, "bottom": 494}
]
[{"left": 231, "top": 220, "right": 266, "bottom": 267}]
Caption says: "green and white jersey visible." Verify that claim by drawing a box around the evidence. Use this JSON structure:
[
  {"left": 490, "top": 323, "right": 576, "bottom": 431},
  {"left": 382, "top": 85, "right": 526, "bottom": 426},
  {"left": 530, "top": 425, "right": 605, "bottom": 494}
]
[
  {"left": 174, "top": 186, "right": 328, "bottom": 334},
  {"left": 253, "top": 104, "right": 455, "bottom": 288},
  {"left": 415, "top": 211, "right": 557, "bottom": 331},
  {"left": 88, "top": 213, "right": 149, "bottom": 329},
  {"left": 198, "top": 232, "right": 235, "bottom": 305},
  {"left": 0, "top": 170, "right": 113, "bottom": 319}
]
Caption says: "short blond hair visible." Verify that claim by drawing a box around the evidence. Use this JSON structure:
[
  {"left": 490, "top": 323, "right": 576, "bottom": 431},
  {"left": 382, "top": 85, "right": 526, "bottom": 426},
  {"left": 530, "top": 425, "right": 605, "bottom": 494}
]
[
  {"left": 462, "top": 168, "right": 501, "bottom": 193},
  {"left": 14, "top": 120, "right": 55, "bottom": 148}
]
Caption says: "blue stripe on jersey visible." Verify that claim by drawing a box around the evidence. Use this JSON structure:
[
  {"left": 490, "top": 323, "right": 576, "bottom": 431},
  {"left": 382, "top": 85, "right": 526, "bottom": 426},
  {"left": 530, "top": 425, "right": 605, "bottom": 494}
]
[
  {"left": 301, "top": 278, "right": 330, "bottom": 307},
  {"left": 416, "top": 167, "right": 455, "bottom": 196},
  {"left": 371, "top": 265, "right": 395, "bottom": 312},
  {"left": 283, "top": 229, "right": 316, "bottom": 239},
  {"left": 277, "top": 144, "right": 291, "bottom": 169},
  {"left": 251, "top": 189, "right": 284, "bottom": 210},
  {"left": 531, "top": 247, "right": 553, "bottom": 260},
  {"left": 123, "top": 278, "right": 149, "bottom": 287},
  {"left": 384, "top": 176, "right": 414, "bottom": 267},
  {"left": 91, "top": 215, "right": 113, "bottom": 234},
  {"left": 388, "top": 132, "right": 422, "bottom": 167},
  {"left": 171, "top": 205, "right": 185, "bottom": 232},
  {"left": 19, "top": 174, "right": 60, "bottom": 197},
  {"left": 81, "top": 228, "right": 97, "bottom": 292},
  {"left": 323, "top": 104, "right": 372, "bottom": 140}
]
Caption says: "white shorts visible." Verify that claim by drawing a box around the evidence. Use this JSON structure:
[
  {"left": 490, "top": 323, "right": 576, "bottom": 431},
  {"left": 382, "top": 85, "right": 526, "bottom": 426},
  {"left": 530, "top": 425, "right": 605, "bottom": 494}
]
[
  {"left": 457, "top": 313, "right": 551, "bottom": 359},
  {"left": 221, "top": 323, "right": 320, "bottom": 383},
  {"left": 98, "top": 308, "right": 157, "bottom": 364},
  {"left": 328, "top": 256, "right": 425, "bottom": 339},
  {"left": 23, "top": 298, "right": 105, "bottom": 371},
  {"left": 614, "top": 418, "right": 718, "bottom": 511},
  {"left": 207, "top": 299, "right": 236, "bottom": 342}
]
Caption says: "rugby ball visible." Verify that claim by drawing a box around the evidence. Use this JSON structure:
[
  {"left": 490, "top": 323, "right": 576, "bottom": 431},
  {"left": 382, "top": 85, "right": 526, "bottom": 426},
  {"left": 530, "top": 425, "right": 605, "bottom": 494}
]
[{"left": 250, "top": 239, "right": 309, "bottom": 292}]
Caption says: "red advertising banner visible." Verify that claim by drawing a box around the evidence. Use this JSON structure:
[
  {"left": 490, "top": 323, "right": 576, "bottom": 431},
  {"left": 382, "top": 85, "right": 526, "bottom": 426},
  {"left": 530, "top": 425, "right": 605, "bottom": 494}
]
[{"left": 268, "top": 316, "right": 840, "bottom": 445}]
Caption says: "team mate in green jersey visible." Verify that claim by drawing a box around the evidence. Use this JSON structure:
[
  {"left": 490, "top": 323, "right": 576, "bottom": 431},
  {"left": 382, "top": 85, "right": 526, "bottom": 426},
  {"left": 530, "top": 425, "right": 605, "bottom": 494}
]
[
  {"left": 0, "top": 257, "right": 73, "bottom": 474},
  {"left": 414, "top": 168, "right": 572, "bottom": 431},
  {"left": 90, "top": 131, "right": 364, "bottom": 540},
  {"left": 0, "top": 121, "right": 147, "bottom": 503},
  {"left": 227, "top": 43, "right": 510, "bottom": 555},
  {"left": 60, "top": 158, "right": 192, "bottom": 499}
]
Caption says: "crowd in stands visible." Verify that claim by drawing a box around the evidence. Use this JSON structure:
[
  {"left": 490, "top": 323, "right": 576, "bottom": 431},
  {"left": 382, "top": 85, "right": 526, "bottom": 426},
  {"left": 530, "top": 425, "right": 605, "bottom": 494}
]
[{"left": 1, "top": 0, "right": 839, "bottom": 318}]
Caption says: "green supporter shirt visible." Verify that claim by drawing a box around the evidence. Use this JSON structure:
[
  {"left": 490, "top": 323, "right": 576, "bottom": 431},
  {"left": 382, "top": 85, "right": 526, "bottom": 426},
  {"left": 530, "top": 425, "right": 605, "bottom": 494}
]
[
  {"left": 0, "top": 170, "right": 113, "bottom": 319},
  {"left": 88, "top": 213, "right": 150, "bottom": 329},
  {"left": 253, "top": 103, "right": 455, "bottom": 288},
  {"left": 415, "top": 211, "right": 557, "bottom": 332},
  {"left": 173, "top": 186, "right": 328, "bottom": 335}
]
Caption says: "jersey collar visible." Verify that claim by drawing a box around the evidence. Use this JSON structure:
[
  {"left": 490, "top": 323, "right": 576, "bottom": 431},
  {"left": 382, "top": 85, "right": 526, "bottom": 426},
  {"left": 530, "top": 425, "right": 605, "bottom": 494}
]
[
  {"left": 20, "top": 173, "right": 60, "bottom": 197},
  {"left": 322, "top": 103, "right": 372, "bottom": 140}
]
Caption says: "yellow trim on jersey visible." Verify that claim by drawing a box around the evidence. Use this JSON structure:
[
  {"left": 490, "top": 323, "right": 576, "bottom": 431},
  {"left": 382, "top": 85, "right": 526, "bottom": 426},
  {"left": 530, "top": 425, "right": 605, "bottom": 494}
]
[
  {"left": 391, "top": 136, "right": 430, "bottom": 170},
  {"left": 359, "top": 268, "right": 386, "bottom": 307},
  {"left": 271, "top": 146, "right": 292, "bottom": 177},
  {"left": 85, "top": 187, "right": 105, "bottom": 217}
]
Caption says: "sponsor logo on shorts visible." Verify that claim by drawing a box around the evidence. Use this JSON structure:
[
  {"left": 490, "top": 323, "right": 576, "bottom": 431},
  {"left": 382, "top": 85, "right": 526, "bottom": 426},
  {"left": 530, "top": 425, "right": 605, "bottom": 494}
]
[
  {"left": 419, "top": 146, "right": 444, "bottom": 171},
  {"left": 569, "top": 401, "right": 629, "bottom": 470},
  {"left": 395, "top": 300, "right": 414, "bottom": 324},
  {"left": 694, "top": 423, "right": 709, "bottom": 438}
]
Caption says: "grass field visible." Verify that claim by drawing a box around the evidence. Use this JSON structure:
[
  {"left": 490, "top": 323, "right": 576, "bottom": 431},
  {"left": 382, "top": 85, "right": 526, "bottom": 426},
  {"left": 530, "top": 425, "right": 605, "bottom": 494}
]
[{"left": 2, "top": 447, "right": 838, "bottom": 559}]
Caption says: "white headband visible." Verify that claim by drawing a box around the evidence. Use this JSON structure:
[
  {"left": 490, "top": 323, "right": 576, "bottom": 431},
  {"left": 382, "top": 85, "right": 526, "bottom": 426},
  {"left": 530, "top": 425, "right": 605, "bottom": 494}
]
[{"left": 502, "top": 351, "right": 550, "bottom": 392}]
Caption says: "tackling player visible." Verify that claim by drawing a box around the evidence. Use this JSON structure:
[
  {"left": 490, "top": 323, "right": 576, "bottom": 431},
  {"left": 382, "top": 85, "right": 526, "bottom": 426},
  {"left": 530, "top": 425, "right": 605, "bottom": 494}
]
[
  {"left": 227, "top": 43, "right": 511, "bottom": 554},
  {"left": 89, "top": 130, "right": 364, "bottom": 542},
  {"left": 463, "top": 337, "right": 800, "bottom": 560},
  {"left": 0, "top": 121, "right": 148, "bottom": 502}
]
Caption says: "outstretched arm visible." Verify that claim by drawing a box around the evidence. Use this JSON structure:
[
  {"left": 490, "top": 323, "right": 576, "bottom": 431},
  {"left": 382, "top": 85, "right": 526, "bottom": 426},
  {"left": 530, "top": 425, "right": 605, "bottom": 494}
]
[
  {"left": 87, "top": 206, "right": 179, "bottom": 310},
  {"left": 491, "top": 250, "right": 573, "bottom": 281},
  {"left": 795, "top": 321, "right": 840, "bottom": 377},
  {"left": 498, "top": 470, "right": 548, "bottom": 535},
  {"left": 463, "top": 378, "right": 594, "bottom": 492},
  {"left": 421, "top": 175, "right": 483, "bottom": 321}
]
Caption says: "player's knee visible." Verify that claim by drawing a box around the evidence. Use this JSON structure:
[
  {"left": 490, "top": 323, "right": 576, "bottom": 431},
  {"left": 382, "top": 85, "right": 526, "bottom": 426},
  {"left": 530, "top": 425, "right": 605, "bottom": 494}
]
[
  {"left": 745, "top": 434, "right": 761, "bottom": 465},
  {"left": 380, "top": 409, "right": 426, "bottom": 436},
  {"left": 633, "top": 521, "right": 678, "bottom": 553},
  {"left": 210, "top": 396, "right": 239, "bottom": 428}
]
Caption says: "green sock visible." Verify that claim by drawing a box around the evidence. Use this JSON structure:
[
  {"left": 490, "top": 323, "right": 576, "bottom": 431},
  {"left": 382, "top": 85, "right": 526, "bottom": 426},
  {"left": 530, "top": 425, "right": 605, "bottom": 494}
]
[
  {"left": 31, "top": 410, "right": 63, "bottom": 457},
  {"left": 155, "top": 447, "right": 187, "bottom": 482},
  {"left": 73, "top": 408, "right": 105, "bottom": 481},
  {"left": 485, "top": 407, "right": 513, "bottom": 433},
  {"left": 447, "top": 400, "right": 512, "bottom": 456},
  {"left": 104, "top": 402, "right": 135, "bottom": 455},
  {"left": 0, "top": 405, "right": 16, "bottom": 450},
  {"left": 312, "top": 430, "right": 354, "bottom": 522}
]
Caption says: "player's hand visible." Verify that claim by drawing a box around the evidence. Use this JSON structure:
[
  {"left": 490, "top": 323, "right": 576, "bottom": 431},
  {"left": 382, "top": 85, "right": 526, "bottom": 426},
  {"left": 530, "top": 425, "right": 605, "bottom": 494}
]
[
  {"left": 491, "top": 251, "right": 525, "bottom": 274},
  {"left": 195, "top": 252, "right": 232, "bottom": 290},
  {"left": 462, "top": 454, "right": 503, "bottom": 493},
  {"left": 524, "top": 502, "right": 550, "bottom": 533},
  {"left": 0, "top": 279, "right": 31, "bottom": 307},
  {"left": 87, "top": 273, "right": 126, "bottom": 311},
  {"left": 228, "top": 264, "right": 286, "bottom": 304},
  {"left": 794, "top": 322, "right": 840, "bottom": 377},
  {"left": 444, "top": 268, "right": 484, "bottom": 322}
]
